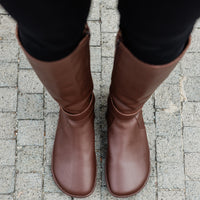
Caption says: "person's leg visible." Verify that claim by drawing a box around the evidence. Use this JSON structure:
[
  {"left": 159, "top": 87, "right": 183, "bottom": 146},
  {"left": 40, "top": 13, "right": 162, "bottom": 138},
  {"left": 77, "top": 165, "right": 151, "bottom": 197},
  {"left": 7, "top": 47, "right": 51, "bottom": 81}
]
[
  {"left": 118, "top": 0, "right": 200, "bottom": 65},
  {"left": 106, "top": 0, "right": 200, "bottom": 197},
  {"left": 0, "top": 0, "right": 96, "bottom": 198},
  {"left": 0, "top": 0, "right": 91, "bottom": 61}
]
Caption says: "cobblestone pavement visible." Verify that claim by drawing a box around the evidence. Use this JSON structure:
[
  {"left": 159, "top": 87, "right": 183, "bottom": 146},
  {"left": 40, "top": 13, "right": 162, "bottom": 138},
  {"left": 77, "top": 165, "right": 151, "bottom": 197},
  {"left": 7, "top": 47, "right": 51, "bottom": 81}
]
[{"left": 0, "top": 1, "right": 200, "bottom": 200}]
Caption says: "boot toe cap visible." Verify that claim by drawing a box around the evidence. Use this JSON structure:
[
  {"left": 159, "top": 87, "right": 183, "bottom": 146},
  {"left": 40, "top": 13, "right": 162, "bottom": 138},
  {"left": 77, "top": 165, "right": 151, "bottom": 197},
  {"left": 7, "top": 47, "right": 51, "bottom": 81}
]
[
  {"left": 106, "top": 161, "right": 150, "bottom": 197},
  {"left": 52, "top": 163, "right": 96, "bottom": 197},
  {"left": 107, "top": 177, "right": 149, "bottom": 197}
]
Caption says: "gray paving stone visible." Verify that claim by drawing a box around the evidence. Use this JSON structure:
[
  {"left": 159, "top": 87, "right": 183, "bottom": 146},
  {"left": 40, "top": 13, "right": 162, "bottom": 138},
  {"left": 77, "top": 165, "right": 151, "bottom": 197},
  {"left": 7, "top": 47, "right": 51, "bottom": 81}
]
[
  {"left": 149, "top": 148, "right": 156, "bottom": 177},
  {"left": 0, "top": 88, "right": 17, "bottom": 112},
  {"left": 183, "top": 126, "right": 200, "bottom": 152},
  {"left": 188, "top": 28, "right": 200, "bottom": 52},
  {"left": 102, "top": 33, "right": 117, "bottom": 57},
  {"left": 17, "top": 93, "right": 43, "bottom": 119},
  {"left": 16, "top": 146, "right": 43, "bottom": 173},
  {"left": 44, "top": 89, "right": 59, "bottom": 113},
  {"left": 45, "top": 113, "right": 58, "bottom": 138},
  {"left": 95, "top": 150, "right": 101, "bottom": 178},
  {"left": 101, "top": 7, "right": 119, "bottom": 33},
  {"left": 185, "top": 153, "right": 200, "bottom": 180},
  {"left": 44, "top": 193, "right": 71, "bottom": 200},
  {"left": 88, "top": 0, "right": 100, "bottom": 20},
  {"left": 19, "top": 48, "right": 32, "bottom": 69},
  {"left": 155, "top": 110, "right": 182, "bottom": 137},
  {"left": 157, "top": 162, "right": 185, "bottom": 189},
  {"left": 186, "top": 181, "right": 200, "bottom": 200},
  {"left": 183, "top": 76, "right": 200, "bottom": 101},
  {"left": 101, "top": 57, "right": 113, "bottom": 99},
  {"left": 17, "top": 120, "right": 44, "bottom": 146},
  {"left": 45, "top": 139, "right": 54, "bottom": 165},
  {"left": 101, "top": 57, "right": 113, "bottom": 82},
  {"left": 15, "top": 173, "right": 42, "bottom": 200},
  {"left": 155, "top": 84, "right": 180, "bottom": 111},
  {"left": 101, "top": 0, "right": 118, "bottom": 9},
  {"left": 92, "top": 72, "right": 101, "bottom": 97},
  {"left": 99, "top": 106, "right": 108, "bottom": 137},
  {"left": 0, "top": 195, "right": 14, "bottom": 200},
  {"left": 101, "top": 158, "right": 107, "bottom": 187},
  {"left": 99, "top": 112, "right": 108, "bottom": 138},
  {"left": 0, "top": 166, "right": 15, "bottom": 194},
  {"left": 88, "top": 21, "right": 101, "bottom": 46},
  {"left": 182, "top": 102, "right": 200, "bottom": 127},
  {"left": 194, "top": 18, "right": 200, "bottom": 28},
  {"left": 94, "top": 120, "right": 101, "bottom": 151},
  {"left": 0, "top": 5, "right": 8, "bottom": 14},
  {"left": 143, "top": 96, "right": 155, "bottom": 124},
  {"left": 158, "top": 190, "right": 185, "bottom": 200},
  {"left": 43, "top": 166, "right": 60, "bottom": 193},
  {"left": 163, "top": 63, "right": 181, "bottom": 85},
  {"left": 0, "top": 140, "right": 16, "bottom": 165},
  {"left": 180, "top": 76, "right": 188, "bottom": 102},
  {"left": 180, "top": 53, "right": 200, "bottom": 76},
  {"left": 145, "top": 123, "right": 156, "bottom": 150},
  {"left": 18, "top": 70, "right": 43, "bottom": 93},
  {"left": 92, "top": 73, "right": 101, "bottom": 150},
  {"left": 90, "top": 47, "right": 101, "bottom": 72},
  {"left": 156, "top": 136, "right": 183, "bottom": 163},
  {"left": 0, "top": 15, "right": 16, "bottom": 41},
  {"left": 0, "top": 113, "right": 16, "bottom": 139},
  {"left": 0, "top": 62, "right": 17, "bottom": 87},
  {"left": 92, "top": 73, "right": 101, "bottom": 109},
  {"left": 0, "top": 42, "right": 18, "bottom": 63}
]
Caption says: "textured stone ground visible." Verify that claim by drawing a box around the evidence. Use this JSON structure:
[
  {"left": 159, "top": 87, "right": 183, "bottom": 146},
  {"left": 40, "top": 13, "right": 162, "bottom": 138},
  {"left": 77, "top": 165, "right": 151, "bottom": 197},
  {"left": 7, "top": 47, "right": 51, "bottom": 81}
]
[{"left": 0, "top": 0, "right": 200, "bottom": 199}]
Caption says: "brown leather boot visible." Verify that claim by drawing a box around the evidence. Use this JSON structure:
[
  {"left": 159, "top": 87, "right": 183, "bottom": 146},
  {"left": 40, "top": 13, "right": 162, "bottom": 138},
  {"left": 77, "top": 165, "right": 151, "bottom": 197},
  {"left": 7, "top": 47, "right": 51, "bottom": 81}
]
[
  {"left": 106, "top": 31, "right": 191, "bottom": 197},
  {"left": 16, "top": 25, "right": 96, "bottom": 198}
]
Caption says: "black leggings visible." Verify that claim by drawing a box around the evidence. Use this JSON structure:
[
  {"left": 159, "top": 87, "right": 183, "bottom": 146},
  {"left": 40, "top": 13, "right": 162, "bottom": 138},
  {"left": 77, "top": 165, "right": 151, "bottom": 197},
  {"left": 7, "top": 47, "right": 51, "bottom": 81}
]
[{"left": 1, "top": 0, "right": 200, "bottom": 64}]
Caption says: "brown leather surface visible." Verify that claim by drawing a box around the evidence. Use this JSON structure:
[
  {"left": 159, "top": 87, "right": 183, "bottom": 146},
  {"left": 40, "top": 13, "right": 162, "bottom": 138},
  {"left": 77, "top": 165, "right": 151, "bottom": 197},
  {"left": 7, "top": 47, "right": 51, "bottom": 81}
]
[
  {"left": 16, "top": 25, "right": 96, "bottom": 197},
  {"left": 106, "top": 31, "right": 191, "bottom": 197},
  {"left": 52, "top": 94, "right": 96, "bottom": 197},
  {"left": 111, "top": 31, "right": 191, "bottom": 114},
  {"left": 17, "top": 24, "right": 93, "bottom": 114}
]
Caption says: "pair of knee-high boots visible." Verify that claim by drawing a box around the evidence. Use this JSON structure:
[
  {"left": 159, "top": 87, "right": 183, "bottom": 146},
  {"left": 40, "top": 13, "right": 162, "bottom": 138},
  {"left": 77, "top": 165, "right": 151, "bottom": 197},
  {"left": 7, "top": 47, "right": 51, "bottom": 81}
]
[{"left": 16, "top": 24, "right": 191, "bottom": 198}]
